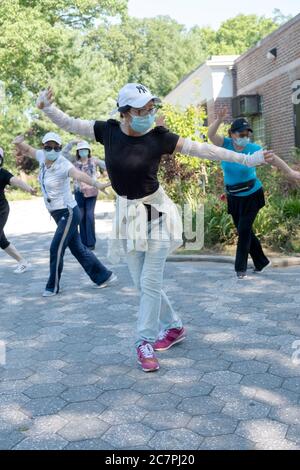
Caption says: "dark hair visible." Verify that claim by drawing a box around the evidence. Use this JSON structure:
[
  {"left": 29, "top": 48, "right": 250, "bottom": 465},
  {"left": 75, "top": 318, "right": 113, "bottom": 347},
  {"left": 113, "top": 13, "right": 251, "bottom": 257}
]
[
  {"left": 76, "top": 149, "right": 91, "bottom": 161},
  {"left": 118, "top": 104, "right": 131, "bottom": 119},
  {"left": 0, "top": 157, "right": 3, "bottom": 168}
]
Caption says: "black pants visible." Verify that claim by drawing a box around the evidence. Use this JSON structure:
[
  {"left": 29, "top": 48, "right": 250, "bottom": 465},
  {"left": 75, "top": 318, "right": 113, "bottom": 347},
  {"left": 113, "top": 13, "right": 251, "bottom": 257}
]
[
  {"left": 0, "top": 201, "right": 10, "bottom": 250},
  {"left": 227, "top": 188, "right": 269, "bottom": 273},
  {"left": 47, "top": 205, "right": 112, "bottom": 293}
]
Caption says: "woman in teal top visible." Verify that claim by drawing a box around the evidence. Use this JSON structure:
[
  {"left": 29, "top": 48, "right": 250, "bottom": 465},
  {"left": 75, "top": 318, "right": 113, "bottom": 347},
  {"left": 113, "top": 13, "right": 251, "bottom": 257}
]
[{"left": 208, "top": 111, "right": 270, "bottom": 279}]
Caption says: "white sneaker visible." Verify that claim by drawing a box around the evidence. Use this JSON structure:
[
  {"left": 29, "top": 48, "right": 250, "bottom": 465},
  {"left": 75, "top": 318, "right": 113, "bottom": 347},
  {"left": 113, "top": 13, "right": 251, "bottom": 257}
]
[
  {"left": 93, "top": 273, "right": 118, "bottom": 289},
  {"left": 42, "top": 290, "right": 57, "bottom": 297},
  {"left": 14, "top": 261, "right": 31, "bottom": 274}
]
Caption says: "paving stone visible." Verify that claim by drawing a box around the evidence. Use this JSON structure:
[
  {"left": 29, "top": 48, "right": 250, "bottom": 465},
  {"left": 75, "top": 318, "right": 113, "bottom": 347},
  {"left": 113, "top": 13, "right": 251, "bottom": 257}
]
[
  {"left": 0, "top": 431, "right": 26, "bottom": 450},
  {"left": 23, "top": 383, "right": 67, "bottom": 399},
  {"left": 0, "top": 368, "right": 34, "bottom": 381},
  {"left": 200, "top": 434, "right": 255, "bottom": 450},
  {"left": 137, "top": 392, "right": 182, "bottom": 411},
  {"left": 240, "top": 373, "right": 283, "bottom": 389},
  {"left": 235, "top": 419, "right": 288, "bottom": 443},
  {"left": 193, "top": 359, "right": 231, "bottom": 372},
  {"left": 211, "top": 383, "right": 254, "bottom": 402},
  {"left": 58, "top": 417, "right": 109, "bottom": 441},
  {"left": 286, "top": 425, "right": 300, "bottom": 444},
  {"left": 25, "top": 415, "right": 67, "bottom": 436},
  {"left": 178, "top": 397, "right": 224, "bottom": 415},
  {"left": 222, "top": 399, "right": 271, "bottom": 420},
  {"left": 2, "top": 206, "right": 300, "bottom": 451},
  {"left": 187, "top": 413, "right": 238, "bottom": 436},
  {"left": 229, "top": 360, "right": 269, "bottom": 375},
  {"left": 171, "top": 382, "right": 213, "bottom": 398},
  {"left": 60, "top": 385, "right": 101, "bottom": 403},
  {"left": 142, "top": 410, "right": 191, "bottom": 430},
  {"left": 98, "top": 389, "right": 142, "bottom": 407},
  {"left": 100, "top": 405, "right": 147, "bottom": 425},
  {"left": 149, "top": 429, "right": 202, "bottom": 450},
  {"left": 13, "top": 435, "right": 68, "bottom": 450},
  {"left": 160, "top": 368, "right": 203, "bottom": 384},
  {"left": 102, "top": 424, "right": 155, "bottom": 448},
  {"left": 97, "top": 375, "right": 136, "bottom": 391},
  {"left": 65, "top": 438, "right": 115, "bottom": 450},
  {"left": 60, "top": 373, "right": 100, "bottom": 387},
  {"left": 282, "top": 377, "right": 300, "bottom": 393},
  {"left": 132, "top": 379, "right": 172, "bottom": 394},
  {"left": 59, "top": 400, "right": 106, "bottom": 418},
  {"left": 252, "top": 387, "right": 299, "bottom": 407},
  {"left": 269, "top": 406, "right": 300, "bottom": 425},
  {"left": 254, "top": 439, "right": 300, "bottom": 450},
  {"left": 202, "top": 370, "right": 242, "bottom": 386},
  {"left": 22, "top": 397, "right": 67, "bottom": 417}
]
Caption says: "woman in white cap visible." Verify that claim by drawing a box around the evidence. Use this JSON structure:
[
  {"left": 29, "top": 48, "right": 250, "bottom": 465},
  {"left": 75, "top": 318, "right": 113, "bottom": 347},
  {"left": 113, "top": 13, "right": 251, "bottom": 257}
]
[
  {"left": 13, "top": 132, "right": 116, "bottom": 297},
  {"left": 36, "top": 84, "right": 271, "bottom": 371},
  {"left": 0, "top": 146, "right": 34, "bottom": 273},
  {"left": 62, "top": 139, "right": 106, "bottom": 250}
]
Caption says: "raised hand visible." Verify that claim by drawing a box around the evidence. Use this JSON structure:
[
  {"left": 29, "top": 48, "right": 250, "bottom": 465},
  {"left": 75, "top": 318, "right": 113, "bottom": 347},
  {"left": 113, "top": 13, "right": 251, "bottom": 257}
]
[
  {"left": 36, "top": 87, "right": 54, "bottom": 109},
  {"left": 12, "top": 135, "right": 25, "bottom": 145},
  {"left": 216, "top": 106, "right": 229, "bottom": 121}
]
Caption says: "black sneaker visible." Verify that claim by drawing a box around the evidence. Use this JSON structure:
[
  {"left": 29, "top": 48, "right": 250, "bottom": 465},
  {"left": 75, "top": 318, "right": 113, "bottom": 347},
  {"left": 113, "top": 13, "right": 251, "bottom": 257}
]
[{"left": 253, "top": 261, "right": 272, "bottom": 273}]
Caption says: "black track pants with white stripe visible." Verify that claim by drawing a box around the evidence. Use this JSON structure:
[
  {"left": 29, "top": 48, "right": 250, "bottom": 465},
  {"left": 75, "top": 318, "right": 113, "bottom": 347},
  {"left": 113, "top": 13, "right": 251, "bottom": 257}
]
[{"left": 46, "top": 205, "right": 112, "bottom": 293}]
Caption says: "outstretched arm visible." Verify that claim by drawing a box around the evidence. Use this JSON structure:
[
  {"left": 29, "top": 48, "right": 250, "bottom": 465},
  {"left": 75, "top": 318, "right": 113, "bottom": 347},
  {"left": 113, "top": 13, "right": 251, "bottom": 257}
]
[
  {"left": 37, "top": 88, "right": 95, "bottom": 140},
  {"left": 264, "top": 153, "right": 300, "bottom": 182},
  {"left": 175, "top": 137, "right": 269, "bottom": 167},
  {"left": 68, "top": 167, "right": 111, "bottom": 193},
  {"left": 12, "top": 135, "right": 37, "bottom": 159},
  {"left": 9, "top": 177, "right": 36, "bottom": 194}
]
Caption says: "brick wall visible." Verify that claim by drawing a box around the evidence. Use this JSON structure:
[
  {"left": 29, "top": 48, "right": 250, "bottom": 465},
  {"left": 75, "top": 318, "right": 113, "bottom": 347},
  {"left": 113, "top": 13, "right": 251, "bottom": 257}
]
[
  {"left": 207, "top": 97, "right": 233, "bottom": 125},
  {"left": 233, "top": 14, "right": 300, "bottom": 160}
]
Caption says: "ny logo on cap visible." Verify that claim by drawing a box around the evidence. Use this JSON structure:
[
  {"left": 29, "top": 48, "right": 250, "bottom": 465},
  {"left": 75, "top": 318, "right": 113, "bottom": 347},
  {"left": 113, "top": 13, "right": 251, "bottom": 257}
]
[{"left": 136, "top": 85, "right": 147, "bottom": 94}]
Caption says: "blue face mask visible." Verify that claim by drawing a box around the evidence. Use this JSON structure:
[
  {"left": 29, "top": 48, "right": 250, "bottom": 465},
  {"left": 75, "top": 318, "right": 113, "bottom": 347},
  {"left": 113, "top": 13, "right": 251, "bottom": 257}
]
[
  {"left": 44, "top": 149, "right": 61, "bottom": 161},
  {"left": 130, "top": 114, "right": 156, "bottom": 133},
  {"left": 78, "top": 149, "right": 89, "bottom": 158},
  {"left": 234, "top": 137, "right": 250, "bottom": 147}
]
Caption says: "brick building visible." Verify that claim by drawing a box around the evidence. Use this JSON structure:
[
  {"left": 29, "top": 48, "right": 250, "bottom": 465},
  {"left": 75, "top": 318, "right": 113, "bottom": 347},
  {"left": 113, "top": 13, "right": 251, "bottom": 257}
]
[{"left": 165, "top": 13, "right": 300, "bottom": 159}]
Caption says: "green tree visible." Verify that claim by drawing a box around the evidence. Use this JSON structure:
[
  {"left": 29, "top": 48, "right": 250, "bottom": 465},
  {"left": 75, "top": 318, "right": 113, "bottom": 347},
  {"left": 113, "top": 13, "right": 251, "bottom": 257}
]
[
  {"left": 214, "top": 14, "right": 278, "bottom": 54},
  {"left": 88, "top": 16, "right": 196, "bottom": 97},
  {"left": 0, "top": 0, "right": 127, "bottom": 98}
]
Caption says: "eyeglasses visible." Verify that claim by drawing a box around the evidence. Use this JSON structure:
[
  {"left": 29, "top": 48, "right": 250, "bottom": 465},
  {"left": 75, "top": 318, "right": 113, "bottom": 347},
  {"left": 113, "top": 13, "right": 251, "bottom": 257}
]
[
  {"left": 44, "top": 146, "right": 61, "bottom": 152},
  {"left": 130, "top": 107, "right": 158, "bottom": 117}
]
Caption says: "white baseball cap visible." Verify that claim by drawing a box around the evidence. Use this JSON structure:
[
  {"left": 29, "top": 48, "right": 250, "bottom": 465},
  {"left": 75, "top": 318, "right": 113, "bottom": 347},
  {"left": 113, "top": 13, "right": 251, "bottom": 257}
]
[
  {"left": 42, "top": 132, "right": 62, "bottom": 145},
  {"left": 77, "top": 141, "right": 91, "bottom": 151},
  {"left": 117, "top": 83, "right": 160, "bottom": 110},
  {"left": 0, "top": 147, "right": 4, "bottom": 158}
]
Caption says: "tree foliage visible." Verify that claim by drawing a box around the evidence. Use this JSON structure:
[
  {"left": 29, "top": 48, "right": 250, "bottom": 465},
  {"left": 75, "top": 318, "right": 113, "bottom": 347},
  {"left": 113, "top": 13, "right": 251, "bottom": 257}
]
[{"left": 0, "top": 1, "right": 290, "bottom": 172}]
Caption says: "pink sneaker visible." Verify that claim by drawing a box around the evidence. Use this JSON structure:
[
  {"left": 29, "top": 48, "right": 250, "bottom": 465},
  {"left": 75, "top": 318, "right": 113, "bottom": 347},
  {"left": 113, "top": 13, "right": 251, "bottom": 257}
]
[
  {"left": 153, "top": 327, "right": 186, "bottom": 351},
  {"left": 137, "top": 342, "right": 160, "bottom": 372}
]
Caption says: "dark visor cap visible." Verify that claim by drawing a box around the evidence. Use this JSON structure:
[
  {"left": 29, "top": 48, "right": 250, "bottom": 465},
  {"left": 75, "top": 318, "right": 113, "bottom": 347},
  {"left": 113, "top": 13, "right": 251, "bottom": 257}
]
[{"left": 230, "top": 118, "right": 253, "bottom": 133}]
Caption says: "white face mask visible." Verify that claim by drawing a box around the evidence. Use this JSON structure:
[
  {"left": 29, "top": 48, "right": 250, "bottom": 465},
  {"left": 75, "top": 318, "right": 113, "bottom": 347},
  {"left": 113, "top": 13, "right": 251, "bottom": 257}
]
[
  {"left": 78, "top": 149, "right": 89, "bottom": 158},
  {"left": 44, "top": 149, "right": 61, "bottom": 161},
  {"left": 234, "top": 137, "right": 250, "bottom": 147}
]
